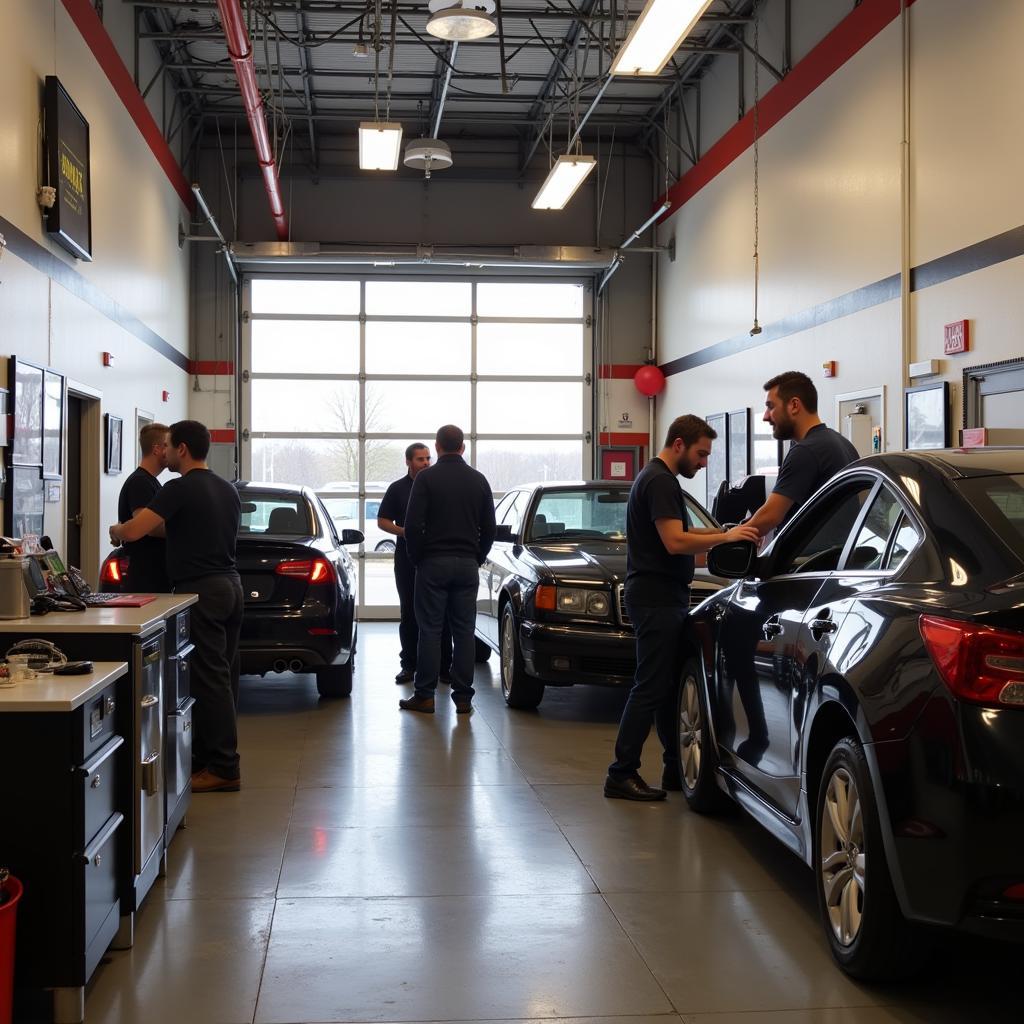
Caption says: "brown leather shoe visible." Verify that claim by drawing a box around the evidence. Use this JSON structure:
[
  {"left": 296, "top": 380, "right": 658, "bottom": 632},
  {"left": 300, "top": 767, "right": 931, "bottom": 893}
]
[
  {"left": 191, "top": 768, "right": 241, "bottom": 793},
  {"left": 399, "top": 695, "right": 435, "bottom": 714}
]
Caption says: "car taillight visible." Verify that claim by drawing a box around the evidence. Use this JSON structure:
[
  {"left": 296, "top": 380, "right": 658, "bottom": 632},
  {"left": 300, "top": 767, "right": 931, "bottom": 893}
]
[
  {"left": 101, "top": 557, "right": 126, "bottom": 584},
  {"left": 919, "top": 615, "right": 1024, "bottom": 708},
  {"left": 275, "top": 558, "right": 335, "bottom": 584}
]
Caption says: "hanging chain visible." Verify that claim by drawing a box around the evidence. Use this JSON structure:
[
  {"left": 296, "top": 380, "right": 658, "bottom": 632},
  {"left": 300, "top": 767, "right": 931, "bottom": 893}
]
[{"left": 750, "top": 2, "right": 762, "bottom": 336}]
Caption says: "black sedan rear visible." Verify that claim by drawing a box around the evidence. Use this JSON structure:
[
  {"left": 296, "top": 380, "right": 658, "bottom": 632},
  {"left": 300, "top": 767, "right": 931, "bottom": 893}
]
[
  {"left": 676, "top": 449, "right": 1024, "bottom": 978},
  {"left": 102, "top": 482, "right": 362, "bottom": 698}
]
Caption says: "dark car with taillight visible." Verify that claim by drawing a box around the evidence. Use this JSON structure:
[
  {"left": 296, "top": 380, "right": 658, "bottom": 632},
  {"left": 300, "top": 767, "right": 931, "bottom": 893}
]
[
  {"left": 670, "top": 449, "right": 1024, "bottom": 979},
  {"left": 476, "top": 480, "right": 723, "bottom": 709},
  {"left": 102, "top": 481, "right": 362, "bottom": 698}
]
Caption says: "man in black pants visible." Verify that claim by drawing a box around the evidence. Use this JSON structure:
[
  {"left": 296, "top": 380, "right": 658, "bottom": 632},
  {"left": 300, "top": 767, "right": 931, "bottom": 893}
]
[
  {"left": 110, "top": 420, "right": 244, "bottom": 793},
  {"left": 399, "top": 425, "right": 495, "bottom": 715},
  {"left": 605, "top": 415, "right": 759, "bottom": 801},
  {"left": 378, "top": 442, "right": 452, "bottom": 685},
  {"left": 116, "top": 422, "right": 172, "bottom": 593}
]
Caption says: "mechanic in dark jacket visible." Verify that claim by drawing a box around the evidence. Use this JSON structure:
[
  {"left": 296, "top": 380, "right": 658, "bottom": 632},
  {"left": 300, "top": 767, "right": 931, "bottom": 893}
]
[{"left": 400, "top": 424, "right": 496, "bottom": 715}]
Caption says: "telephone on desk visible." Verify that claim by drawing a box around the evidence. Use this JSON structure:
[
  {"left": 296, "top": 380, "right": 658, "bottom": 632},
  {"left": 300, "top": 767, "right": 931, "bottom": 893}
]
[{"left": 26, "top": 540, "right": 156, "bottom": 611}]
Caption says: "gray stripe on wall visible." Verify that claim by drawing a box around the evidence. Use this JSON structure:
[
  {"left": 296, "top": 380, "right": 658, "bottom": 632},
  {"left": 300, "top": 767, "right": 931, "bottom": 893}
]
[
  {"left": 0, "top": 212, "right": 189, "bottom": 371},
  {"left": 662, "top": 225, "right": 1024, "bottom": 378}
]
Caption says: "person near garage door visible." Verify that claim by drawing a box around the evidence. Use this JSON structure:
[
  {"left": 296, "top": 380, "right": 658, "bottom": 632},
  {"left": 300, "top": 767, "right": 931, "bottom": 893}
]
[
  {"left": 399, "top": 424, "right": 496, "bottom": 715},
  {"left": 605, "top": 415, "right": 759, "bottom": 802},
  {"left": 744, "top": 370, "right": 860, "bottom": 538},
  {"left": 110, "top": 420, "right": 244, "bottom": 793},
  {"left": 377, "top": 442, "right": 452, "bottom": 686},
  {"left": 117, "top": 421, "right": 172, "bottom": 593}
]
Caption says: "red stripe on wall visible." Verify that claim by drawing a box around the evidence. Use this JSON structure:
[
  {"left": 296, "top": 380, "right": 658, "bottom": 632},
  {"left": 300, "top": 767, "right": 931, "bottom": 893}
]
[
  {"left": 189, "top": 361, "right": 235, "bottom": 375},
  {"left": 60, "top": 0, "right": 195, "bottom": 213},
  {"left": 599, "top": 432, "right": 647, "bottom": 447},
  {"left": 599, "top": 364, "right": 643, "bottom": 380},
  {"left": 209, "top": 429, "right": 236, "bottom": 443},
  {"left": 659, "top": 0, "right": 916, "bottom": 220}
]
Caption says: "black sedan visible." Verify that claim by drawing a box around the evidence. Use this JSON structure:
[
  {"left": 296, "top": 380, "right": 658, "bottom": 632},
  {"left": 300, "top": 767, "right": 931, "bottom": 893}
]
[
  {"left": 101, "top": 482, "right": 362, "bottom": 698},
  {"left": 675, "top": 449, "right": 1024, "bottom": 978},
  {"left": 476, "top": 480, "right": 722, "bottom": 709}
]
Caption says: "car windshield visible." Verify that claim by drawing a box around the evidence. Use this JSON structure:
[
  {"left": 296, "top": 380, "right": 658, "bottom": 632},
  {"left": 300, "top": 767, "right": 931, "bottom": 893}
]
[
  {"left": 239, "top": 493, "right": 311, "bottom": 535},
  {"left": 957, "top": 474, "right": 1024, "bottom": 561},
  {"left": 527, "top": 489, "right": 629, "bottom": 541}
]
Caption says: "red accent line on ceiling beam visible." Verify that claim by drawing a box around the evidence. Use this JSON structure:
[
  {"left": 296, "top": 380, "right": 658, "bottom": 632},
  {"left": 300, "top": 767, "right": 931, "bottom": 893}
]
[
  {"left": 599, "top": 364, "right": 644, "bottom": 380},
  {"left": 209, "top": 429, "right": 237, "bottom": 443},
  {"left": 215, "top": 0, "right": 289, "bottom": 241},
  {"left": 188, "top": 360, "right": 235, "bottom": 375},
  {"left": 658, "top": 0, "right": 916, "bottom": 221},
  {"left": 60, "top": 0, "right": 194, "bottom": 213}
]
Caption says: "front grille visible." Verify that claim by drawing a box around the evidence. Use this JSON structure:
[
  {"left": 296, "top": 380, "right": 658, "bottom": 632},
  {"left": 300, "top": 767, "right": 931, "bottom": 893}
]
[{"left": 617, "top": 582, "right": 719, "bottom": 619}]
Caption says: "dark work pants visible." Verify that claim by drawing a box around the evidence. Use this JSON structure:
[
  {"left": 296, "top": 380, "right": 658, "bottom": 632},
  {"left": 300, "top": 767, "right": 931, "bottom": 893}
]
[
  {"left": 395, "top": 547, "right": 451, "bottom": 674},
  {"left": 608, "top": 599, "right": 688, "bottom": 781},
  {"left": 185, "top": 571, "right": 244, "bottom": 779},
  {"left": 412, "top": 555, "right": 477, "bottom": 700}
]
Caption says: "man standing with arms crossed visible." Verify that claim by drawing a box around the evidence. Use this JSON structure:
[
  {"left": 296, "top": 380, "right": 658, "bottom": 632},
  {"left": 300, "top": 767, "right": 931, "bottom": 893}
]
[
  {"left": 399, "top": 425, "right": 495, "bottom": 715},
  {"left": 605, "top": 415, "right": 759, "bottom": 801},
  {"left": 378, "top": 442, "right": 451, "bottom": 685},
  {"left": 110, "top": 421, "right": 244, "bottom": 793},
  {"left": 116, "top": 422, "right": 172, "bottom": 593}
]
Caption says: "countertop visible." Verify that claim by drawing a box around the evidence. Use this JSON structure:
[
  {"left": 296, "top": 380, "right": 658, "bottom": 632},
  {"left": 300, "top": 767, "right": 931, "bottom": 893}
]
[
  {"left": 0, "top": 661, "right": 129, "bottom": 712},
  {"left": 0, "top": 594, "right": 197, "bottom": 636}
]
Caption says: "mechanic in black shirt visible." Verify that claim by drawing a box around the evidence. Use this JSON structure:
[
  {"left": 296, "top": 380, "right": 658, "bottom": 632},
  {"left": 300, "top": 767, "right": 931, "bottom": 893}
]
[
  {"left": 399, "top": 425, "right": 496, "bottom": 715},
  {"left": 378, "top": 442, "right": 452, "bottom": 685},
  {"left": 605, "top": 415, "right": 759, "bottom": 802},
  {"left": 745, "top": 371, "right": 860, "bottom": 537},
  {"left": 110, "top": 420, "right": 244, "bottom": 793},
  {"left": 117, "top": 422, "right": 172, "bottom": 592}
]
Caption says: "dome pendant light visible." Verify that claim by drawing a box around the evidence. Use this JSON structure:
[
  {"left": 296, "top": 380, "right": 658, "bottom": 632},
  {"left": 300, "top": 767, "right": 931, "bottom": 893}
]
[
  {"left": 404, "top": 139, "right": 453, "bottom": 180},
  {"left": 426, "top": 0, "right": 498, "bottom": 42}
]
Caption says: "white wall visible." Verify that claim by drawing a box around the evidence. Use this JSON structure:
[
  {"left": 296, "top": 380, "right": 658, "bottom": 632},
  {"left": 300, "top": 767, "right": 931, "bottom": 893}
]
[
  {"left": 0, "top": 0, "right": 191, "bottom": 574},
  {"left": 656, "top": 0, "right": 1024, "bottom": 499}
]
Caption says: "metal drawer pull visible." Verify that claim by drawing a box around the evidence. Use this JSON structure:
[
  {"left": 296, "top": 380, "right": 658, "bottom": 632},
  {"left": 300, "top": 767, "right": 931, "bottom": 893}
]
[
  {"left": 141, "top": 752, "right": 160, "bottom": 795},
  {"left": 140, "top": 694, "right": 159, "bottom": 709},
  {"left": 184, "top": 720, "right": 191, "bottom": 732},
  {"left": 104, "top": 696, "right": 116, "bottom": 715},
  {"left": 78, "top": 735, "right": 124, "bottom": 777},
  {"left": 91, "top": 774, "right": 101, "bottom": 789},
  {"left": 81, "top": 812, "right": 124, "bottom": 864}
]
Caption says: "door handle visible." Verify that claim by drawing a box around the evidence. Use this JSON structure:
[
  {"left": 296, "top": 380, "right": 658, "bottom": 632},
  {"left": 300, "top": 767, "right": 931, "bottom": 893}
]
[
  {"left": 140, "top": 694, "right": 159, "bottom": 709},
  {"left": 141, "top": 752, "right": 160, "bottom": 795},
  {"left": 761, "top": 617, "right": 783, "bottom": 640},
  {"left": 810, "top": 613, "right": 838, "bottom": 640},
  {"left": 68, "top": 513, "right": 83, "bottom": 527}
]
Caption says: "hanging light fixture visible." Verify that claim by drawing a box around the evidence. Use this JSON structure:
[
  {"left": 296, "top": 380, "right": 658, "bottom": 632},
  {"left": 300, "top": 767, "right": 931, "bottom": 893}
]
[
  {"left": 404, "top": 139, "right": 454, "bottom": 179},
  {"left": 426, "top": 0, "right": 497, "bottom": 42},
  {"left": 532, "top": 155, "right": 597, "bottom": 211},
  {"left": 610, "top": 0, "right": 715, "bottom": 77},
  {"left": 359, "top": 122, "right": 404, "bottom": 171}
]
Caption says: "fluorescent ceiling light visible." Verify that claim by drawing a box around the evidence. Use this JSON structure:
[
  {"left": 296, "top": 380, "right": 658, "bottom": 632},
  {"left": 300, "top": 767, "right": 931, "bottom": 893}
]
[
  {"left": 532, "top": 155, "right": 597, "bottom": 211},
  {"left": 610, "top": 0, "right": 715, "bottom": 77},
  {"left": 427, "top": 1, "right": 497, "bottom": 42},
  {"left": 358, "top": 122, "right": 403, "bottom": 171}
]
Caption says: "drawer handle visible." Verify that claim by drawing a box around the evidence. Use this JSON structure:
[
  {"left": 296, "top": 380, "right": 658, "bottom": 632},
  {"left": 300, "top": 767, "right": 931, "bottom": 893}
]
[
  {"left": 78, "top": 735, "right": 124, "bottom": 777},
  {"left": 140, "top": 694, "right": 159, "bottom": 709},
  {"left": 104, "top": 696, "right": 116, "bottom": 715},
  {"left": 183, "top": 721, "right": 191, "bottom": 733},
  {"left": 141, "top": 752, "right": 160, "bottom": 795},
  {"left": 81, "top": 812, "right": 124, "bottom": 864},
  {"left": 91, "top": 774, "right": 101, "bottom": 789},
  {"left": 93, "top": 854, "right": 102, "bottom": 867}
]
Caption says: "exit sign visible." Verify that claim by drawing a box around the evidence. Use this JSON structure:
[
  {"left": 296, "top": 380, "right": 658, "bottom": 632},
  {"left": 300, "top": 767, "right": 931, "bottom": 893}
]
[{"left": 944, "top": 320, "right": 970, "bottom": 355}]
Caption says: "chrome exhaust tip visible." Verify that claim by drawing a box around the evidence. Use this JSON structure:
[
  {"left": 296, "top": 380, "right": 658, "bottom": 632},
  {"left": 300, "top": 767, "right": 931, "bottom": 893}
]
[{"left": 272, "top": 659, "right": 287, "bottom": 673}]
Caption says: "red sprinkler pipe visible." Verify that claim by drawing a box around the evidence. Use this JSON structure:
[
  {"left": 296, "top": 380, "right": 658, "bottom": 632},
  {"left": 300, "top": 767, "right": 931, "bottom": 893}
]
[{"left": 216, "top": 0, "right": 289, "bottom": 240}]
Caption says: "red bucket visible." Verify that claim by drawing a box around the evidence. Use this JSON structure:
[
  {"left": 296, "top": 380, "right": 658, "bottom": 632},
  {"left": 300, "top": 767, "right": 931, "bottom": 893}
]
[{"left": 0, "top": 875, "right": 22, "bottom": 1024}]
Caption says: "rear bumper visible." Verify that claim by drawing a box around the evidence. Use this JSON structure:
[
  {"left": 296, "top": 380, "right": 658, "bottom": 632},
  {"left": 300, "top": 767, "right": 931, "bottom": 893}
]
[
  {"left": 240, "top": 614, "right": 353, "bottom": 675},
  {"left": 519, "top": 619, "right": 635, "bottom": 686}
]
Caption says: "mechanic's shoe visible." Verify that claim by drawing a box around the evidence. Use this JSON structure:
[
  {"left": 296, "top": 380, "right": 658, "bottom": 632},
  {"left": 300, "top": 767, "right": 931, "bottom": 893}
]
[
  {"left": 399, "top": 695, "right": 435, "bottom": 714},
  {"left": 454, "top": 699, "right": 473, "bottom": 714},
  {"left": 603, "top": 774, "right": 666, "bottom": 801},
  {"left": 191, "top": 768, "right": 241, "bottom": 793},
  {"left": 395, "top": 669, "right": 415, "bottom": 684}
]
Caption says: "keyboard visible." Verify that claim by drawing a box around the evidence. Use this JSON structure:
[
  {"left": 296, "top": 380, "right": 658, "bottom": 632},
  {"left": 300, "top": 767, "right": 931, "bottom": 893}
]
[{"left": 82, "top": 593, "right": 119, "bottom": 605}]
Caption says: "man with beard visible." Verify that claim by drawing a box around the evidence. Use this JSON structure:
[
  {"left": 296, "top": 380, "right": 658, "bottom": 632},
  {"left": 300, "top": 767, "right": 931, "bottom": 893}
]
[
  {"left": 604, "top": 415, "right": 759, "bottom": 801},
  {"left": 744, "top": 371, "right": 859, "bottom": 538}
]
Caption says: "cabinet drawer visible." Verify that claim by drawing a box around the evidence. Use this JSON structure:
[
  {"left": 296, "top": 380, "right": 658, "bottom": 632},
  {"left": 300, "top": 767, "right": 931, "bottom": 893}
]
[
  {"left": 77, "top": 683, "right": 118, "bottom": 762},
  {"left": 80, "top": 812, "right": 123, "bottom": 952},
  {"left": 78, "top": 735, "right": 123, "bottom": 849}
]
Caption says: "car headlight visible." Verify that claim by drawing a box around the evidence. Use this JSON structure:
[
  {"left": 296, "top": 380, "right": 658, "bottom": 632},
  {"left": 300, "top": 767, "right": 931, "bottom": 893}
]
[{"left": 552, "top": 586, "right": 610, "bottom": 618}]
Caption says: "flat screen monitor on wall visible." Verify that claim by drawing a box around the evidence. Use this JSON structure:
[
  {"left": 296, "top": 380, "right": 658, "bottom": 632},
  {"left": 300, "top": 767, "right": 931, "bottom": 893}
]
[{"left": 44, "top": 76, "right": 92, "bottom": 262}]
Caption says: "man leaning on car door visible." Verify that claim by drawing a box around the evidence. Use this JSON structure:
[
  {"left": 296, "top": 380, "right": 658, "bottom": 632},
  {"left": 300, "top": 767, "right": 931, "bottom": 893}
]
[{"left": 604, "top": 415, "right": 759, "bottom": 802}]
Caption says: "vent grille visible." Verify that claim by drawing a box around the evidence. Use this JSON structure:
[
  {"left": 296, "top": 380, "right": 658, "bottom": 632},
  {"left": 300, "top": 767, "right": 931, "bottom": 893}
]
[{"left": 617, "top": 582, "right": 719, "bottom": 623}]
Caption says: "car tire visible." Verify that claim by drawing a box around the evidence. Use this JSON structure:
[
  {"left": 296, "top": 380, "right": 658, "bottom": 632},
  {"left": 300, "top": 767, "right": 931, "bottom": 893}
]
[
  {"left": 474, "top": 637, "right": 492, "bottom": 663},
  {"left": 499, "top": 604, "right": 544, "bottom": 709},
  {"left": 316, "top": 656, "right": 354, "bottom": 699},
  {"left": 677, "top": 658, "right": 728, "bottom": 814},
  {"left": 375, "top": 540, "right": 396, "bottom": 554},
  {"left": 814, "top": 737, "right": 930, "bottom": 979}
]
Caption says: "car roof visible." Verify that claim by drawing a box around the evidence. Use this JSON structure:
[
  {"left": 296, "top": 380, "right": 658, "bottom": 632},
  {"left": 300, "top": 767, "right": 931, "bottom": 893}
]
[
  {"left": 854, "top": 448, "right": 1024, "bottom": 480},
  {"left": 235, "top": 481, "right": 313, "bottom": 497},
  {"left": 513, "top": 480, "right": 630, "bottom": 491}
]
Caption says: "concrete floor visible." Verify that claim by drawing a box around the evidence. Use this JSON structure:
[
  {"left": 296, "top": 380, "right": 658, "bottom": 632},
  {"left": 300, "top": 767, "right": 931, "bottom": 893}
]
[{"left": 78, "top": 622, "right": 1017, "bottom": 1024}]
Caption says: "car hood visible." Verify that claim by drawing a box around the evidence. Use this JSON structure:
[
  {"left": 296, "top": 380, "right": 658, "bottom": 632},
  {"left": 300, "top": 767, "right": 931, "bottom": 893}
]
[{"left": 526, "top": 542, "right": 627, "bottom": 585}]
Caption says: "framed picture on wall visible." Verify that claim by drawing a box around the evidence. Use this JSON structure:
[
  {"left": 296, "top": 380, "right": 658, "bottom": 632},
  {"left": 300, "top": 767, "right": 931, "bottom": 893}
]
[
  {"left": 6, "top": 466, "right": 45, "bottom": 540},
  {"left": 43, "top": 369, "right": 65, "bottom": 479},
  {"left": 705, "top": 411, "right": 728, "bottom": 508},
  {"left": 599, "top": 446, "right": 641, "bottom": 482},
  {"left": 727, "top": 408, "right": 750, "bottom": 483},
  {"left": 105, "top": 413, "right": 123, "bottom": 474},
  {"left": 10, "top": 357, "right": 44, "bottom": 467},
  {"left": 904, "top": 381, "right": 950, "bottom": 450}
]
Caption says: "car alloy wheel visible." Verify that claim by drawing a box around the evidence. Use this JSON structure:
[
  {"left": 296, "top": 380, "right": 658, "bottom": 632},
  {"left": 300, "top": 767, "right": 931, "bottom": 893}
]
[
  {"left": 679, "top": 673, "right": 702, "bottom": 790},
  {"left": 819, "top": 765, "right": 866, "bottom": 947},
  {"left": 500, "top": 611, "right": 515, "bottom": 700}
]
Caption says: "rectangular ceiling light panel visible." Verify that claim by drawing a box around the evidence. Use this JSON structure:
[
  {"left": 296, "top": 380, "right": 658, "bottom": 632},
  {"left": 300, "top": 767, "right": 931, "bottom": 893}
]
[
  {"left": 358, "top": 122, "right": 403, "bottom": 170},
  {"left": 532, "top": 155, "right": 597, "bottom": 211},
  {"left": 610, "top": 0, "right": 715, "bottom": 77}
]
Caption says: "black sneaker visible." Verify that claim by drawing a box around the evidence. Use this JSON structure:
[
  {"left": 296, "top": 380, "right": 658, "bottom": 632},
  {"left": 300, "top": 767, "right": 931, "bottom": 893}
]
[
  {"left": 395, "top": 669, "right": 415, "bottom": 684},
  {"left": 603, "top": 774, "right": 667, "bottom": 801}
]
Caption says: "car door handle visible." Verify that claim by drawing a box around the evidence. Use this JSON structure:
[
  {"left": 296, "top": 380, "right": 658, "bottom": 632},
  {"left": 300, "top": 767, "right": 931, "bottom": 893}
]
[
  {"left": 810, "top": 614, "right": 838, "bottom": 640},
  {"left": 762, "top": 617, "right": 783, "bottom": 640}
]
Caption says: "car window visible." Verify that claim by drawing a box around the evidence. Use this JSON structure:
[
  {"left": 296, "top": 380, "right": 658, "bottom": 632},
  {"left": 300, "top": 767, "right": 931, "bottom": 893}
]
[
  {"left": 316, "top": 496, "right": 341, "bottom": 546},
  {"left": 957, "top": 474, "right": 1024, "bottom": 561},
  {"left": 527, "top": 488, "right": 629, "bottom": 541},
  {"left": 239, "top": 494, "right": 311, "bottom": 535},
  {"left": 773, "top": 483, "right": 874, "bottom": 575},
  {"left": 684, "top": 494, "right": 717, "bottom": 530},
  {"left": 885, "top": 513, "right": 920, "bottom": 572},
  {"left": 494, "top": 493, "right": 516, "bottom": 524},
  {"left": 844, "top": 486, "right": 904, "bottom": 571},
  {"left": 505, "top": 491, "right": 532, "bottom": 536}
]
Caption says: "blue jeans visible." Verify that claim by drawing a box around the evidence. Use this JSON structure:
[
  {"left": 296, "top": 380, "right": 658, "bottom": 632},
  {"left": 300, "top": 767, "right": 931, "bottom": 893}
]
[
  {"left": 413, "top": 555, "right": 478, "bottom": 700},
  {"left": 607, "top": 600, "right": 688, "bottom": 781}
]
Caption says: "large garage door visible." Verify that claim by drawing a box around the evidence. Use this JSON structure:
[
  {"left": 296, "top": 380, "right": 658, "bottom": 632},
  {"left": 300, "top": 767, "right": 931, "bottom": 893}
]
[{"left": 240, "top": 275, "right": 593, "bottom": 617}]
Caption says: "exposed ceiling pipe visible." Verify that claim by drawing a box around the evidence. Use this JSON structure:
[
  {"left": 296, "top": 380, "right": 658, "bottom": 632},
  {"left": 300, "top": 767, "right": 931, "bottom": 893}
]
[
  {"left": 432, "top": 41, "right": 458, "bottom": 139},
  {"left": 191, "top": 183, "right": 239, "bottom": 285},
  {"left": 215, "top": 0, "right": 289, "bottom": 240}
]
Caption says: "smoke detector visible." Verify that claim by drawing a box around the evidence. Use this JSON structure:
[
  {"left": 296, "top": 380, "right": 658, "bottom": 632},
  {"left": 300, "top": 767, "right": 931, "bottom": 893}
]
[
  {"left": 404, "top": 139, "right": 453, "bottom": 179},
  {"left": 426, "top": 0, "right": 497, "bottom": 42}
]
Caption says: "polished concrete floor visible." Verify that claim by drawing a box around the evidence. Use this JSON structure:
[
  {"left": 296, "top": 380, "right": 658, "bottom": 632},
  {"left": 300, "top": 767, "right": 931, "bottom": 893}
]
[{"left": 78, "top": 623, "right": 1017, "bottom": 1024}]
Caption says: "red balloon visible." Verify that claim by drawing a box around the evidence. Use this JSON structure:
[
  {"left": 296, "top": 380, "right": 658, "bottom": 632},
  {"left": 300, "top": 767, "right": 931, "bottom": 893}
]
[{"left": 633, "top": 364, "right": 666, "bottom": 397}]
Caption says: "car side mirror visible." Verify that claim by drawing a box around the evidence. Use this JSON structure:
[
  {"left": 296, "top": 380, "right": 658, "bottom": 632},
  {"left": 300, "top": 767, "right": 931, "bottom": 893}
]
[
  {"left": 708, "top": 541, "right": 758, "bottom": 579},
  {"left": 495, "top": 524, "right": 517, "bottom": 543},
  {"left": 341, "top": 529, "right": 364, "bottom": 546}
]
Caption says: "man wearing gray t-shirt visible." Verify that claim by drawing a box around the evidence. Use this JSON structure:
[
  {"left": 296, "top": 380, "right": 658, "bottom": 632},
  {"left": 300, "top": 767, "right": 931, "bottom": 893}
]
[{"left": 745, "top": 371, "right": 859, "bottom": 537}]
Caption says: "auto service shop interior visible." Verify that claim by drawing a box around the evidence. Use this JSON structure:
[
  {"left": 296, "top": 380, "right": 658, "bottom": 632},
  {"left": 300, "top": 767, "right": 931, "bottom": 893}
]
[{"left": 0, "top": 0, "right": 1022, "bottom": 1021}]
